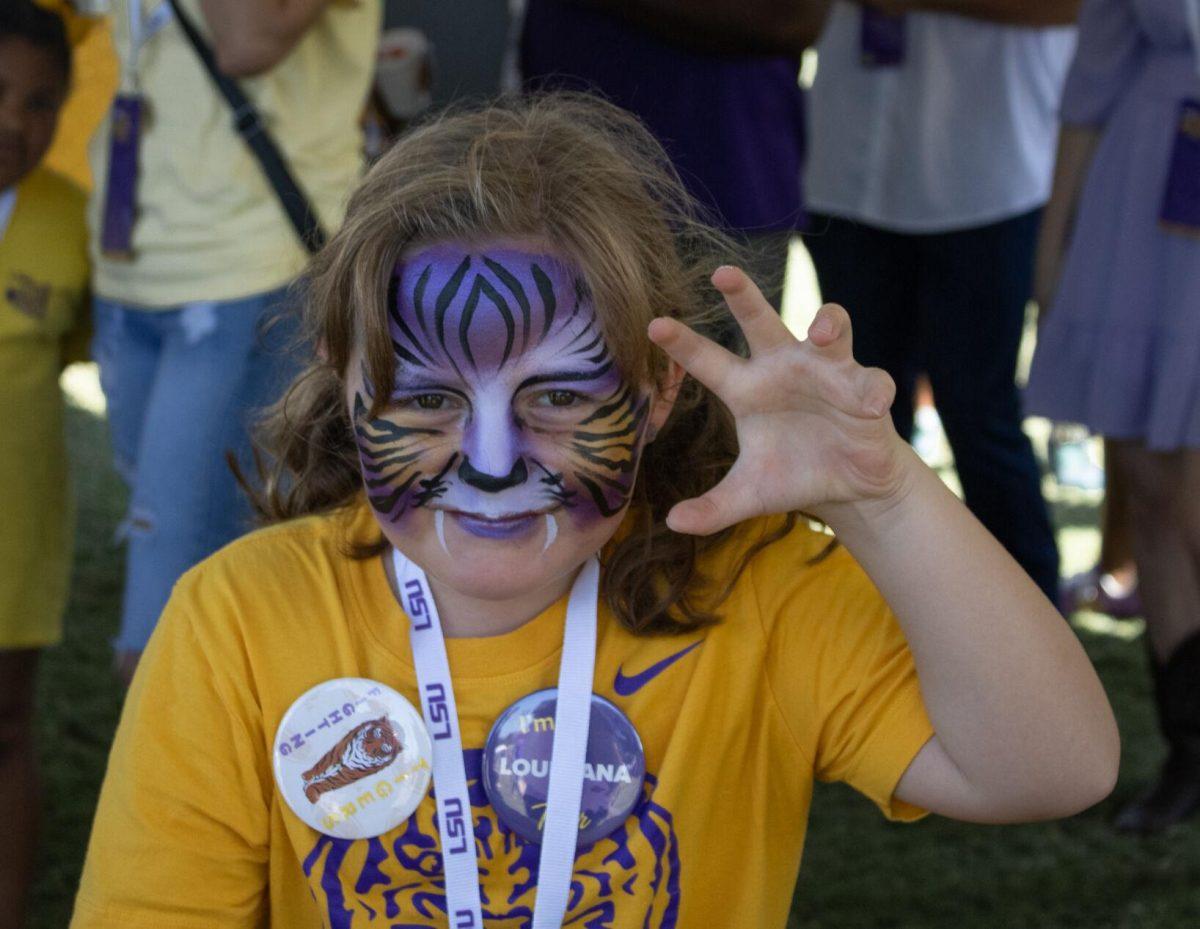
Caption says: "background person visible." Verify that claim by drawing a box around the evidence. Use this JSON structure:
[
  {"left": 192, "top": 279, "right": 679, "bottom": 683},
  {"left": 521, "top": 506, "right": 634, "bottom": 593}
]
[
  {"left": 803, "top": 0, "right": 1080, "bottom": 602},
  {"left": 88, "top": 0, "right": 380, "bottom": 685},
  {"left": 0, "top": 4, "right": 88, "bottom": 924},
  {"left": 521, "top": 0, "right": 829, "bottom": 315},
  {"left": 1025, "top": 0, "right": 1200, "bottom": 833}
]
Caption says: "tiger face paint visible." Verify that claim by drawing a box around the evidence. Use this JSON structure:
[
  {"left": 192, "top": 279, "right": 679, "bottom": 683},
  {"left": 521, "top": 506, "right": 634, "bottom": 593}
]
[{"left": 352, "top": 244, "right": 650, "bottom": 561}]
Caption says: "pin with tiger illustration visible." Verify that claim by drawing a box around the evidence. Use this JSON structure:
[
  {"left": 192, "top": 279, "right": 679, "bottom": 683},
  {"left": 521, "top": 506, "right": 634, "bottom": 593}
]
[{"left": 272, "top": 677, "right": 434, "bottom": 840}]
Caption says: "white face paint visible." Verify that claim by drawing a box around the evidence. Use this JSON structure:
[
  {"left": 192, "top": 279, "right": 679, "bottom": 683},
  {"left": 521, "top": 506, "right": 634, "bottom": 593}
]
[{"left": 435, "top": 509, "right": 449, "bottom": 556}]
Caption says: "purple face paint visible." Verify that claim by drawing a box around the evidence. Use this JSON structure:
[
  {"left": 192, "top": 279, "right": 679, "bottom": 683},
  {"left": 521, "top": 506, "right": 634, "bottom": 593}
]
[
  {"left": 482, "top": 689, "right": 646, "bottom": 846},
  {"left": 353, "top": 245, "right": 650, "bottom": 544}
]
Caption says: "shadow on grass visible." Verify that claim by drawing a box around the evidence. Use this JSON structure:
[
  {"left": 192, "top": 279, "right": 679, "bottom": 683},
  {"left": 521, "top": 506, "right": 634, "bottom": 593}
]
[{"left": 790, "top": 633, "right": 1200, "bottom": 929}]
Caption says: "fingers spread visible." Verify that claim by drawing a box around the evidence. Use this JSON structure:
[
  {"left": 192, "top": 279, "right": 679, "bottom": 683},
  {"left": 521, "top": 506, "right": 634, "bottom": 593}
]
[
  {"left": 806, "top": 303, "right": 854, "bottom": 361},
  {"left": 711, "top": 265, "right": 793, "bottom": 355},
  {"left": 648, "top": 317, "right": 741, "bottom": 397}
]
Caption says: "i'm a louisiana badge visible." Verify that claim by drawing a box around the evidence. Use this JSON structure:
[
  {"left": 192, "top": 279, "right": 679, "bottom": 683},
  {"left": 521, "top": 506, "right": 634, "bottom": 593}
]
[{"left": 273, "top": 677, "right": 432, "bottom": 839}]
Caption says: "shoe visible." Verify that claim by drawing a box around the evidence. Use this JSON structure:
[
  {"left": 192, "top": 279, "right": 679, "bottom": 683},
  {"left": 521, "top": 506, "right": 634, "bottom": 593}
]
[
  {"left": 1114, "top": 633, "right": 1200, "bottom": 834},
  {"left": 1113, "top": 749, "right": 1200, "bottom": 834},
  {"left": 1094, "top": 572, "right": 1143, "bottom": 619},
  {"left": 1058, "top": 567, "right": 1141, "bottom": 619}
]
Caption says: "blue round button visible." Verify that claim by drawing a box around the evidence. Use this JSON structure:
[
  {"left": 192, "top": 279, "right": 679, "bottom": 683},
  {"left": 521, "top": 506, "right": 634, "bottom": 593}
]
[{"left": 481, "top": 689, "right": 645, "bottom": 846}]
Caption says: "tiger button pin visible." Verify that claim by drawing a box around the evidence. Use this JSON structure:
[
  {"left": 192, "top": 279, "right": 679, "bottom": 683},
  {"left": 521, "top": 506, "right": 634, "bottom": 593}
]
[{"left": 273, "top": 677, "right": 433, "bottom": 839}]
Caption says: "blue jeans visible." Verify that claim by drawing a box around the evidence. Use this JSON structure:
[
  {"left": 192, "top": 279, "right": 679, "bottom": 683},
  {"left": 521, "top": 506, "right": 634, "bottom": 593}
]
[
  {"left": 92, "top": 288, "right": 298, "bottom": 652},
  {"left": 805, "top": 210, "right": 1061, "bottom": 602}
]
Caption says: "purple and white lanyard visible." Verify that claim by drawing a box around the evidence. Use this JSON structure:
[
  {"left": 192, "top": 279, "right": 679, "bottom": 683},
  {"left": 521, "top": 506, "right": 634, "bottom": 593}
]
[
  {"left": 122, "top": 0, "right": 172, "bottom": 91},
  {"left": 395, "top": 549, "right": 599, "bottom": 929}
]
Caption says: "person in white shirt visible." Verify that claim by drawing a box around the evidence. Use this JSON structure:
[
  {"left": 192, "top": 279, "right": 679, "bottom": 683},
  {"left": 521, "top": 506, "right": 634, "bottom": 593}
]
[{"left": 804, "top": 0, "right": 1078, "bottom": 602}]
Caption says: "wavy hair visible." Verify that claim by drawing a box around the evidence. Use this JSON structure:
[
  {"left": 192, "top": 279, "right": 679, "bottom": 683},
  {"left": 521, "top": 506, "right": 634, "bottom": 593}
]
[{"left": 249, "top": 92, "right": 802, "bottom": 635}]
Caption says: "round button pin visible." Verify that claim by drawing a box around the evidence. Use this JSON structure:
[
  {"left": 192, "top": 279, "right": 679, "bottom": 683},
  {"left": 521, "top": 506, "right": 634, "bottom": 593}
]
[
  {"left": 273, "top": 677, "right": 432, "bottom": 840},
  {"left": 482, "top": 689, "right": 645, "bottom": 846}
]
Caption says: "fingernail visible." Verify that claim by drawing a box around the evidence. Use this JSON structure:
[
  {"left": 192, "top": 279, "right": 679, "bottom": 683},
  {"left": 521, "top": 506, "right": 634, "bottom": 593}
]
[{"left": 811, "top": 318, "right": 833, "bottom": 338}]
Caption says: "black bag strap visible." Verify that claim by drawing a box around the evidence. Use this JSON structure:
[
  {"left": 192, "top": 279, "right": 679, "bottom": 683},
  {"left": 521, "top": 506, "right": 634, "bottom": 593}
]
[{"left": 165, "top": 0, "right": 327, "bottom": 254}]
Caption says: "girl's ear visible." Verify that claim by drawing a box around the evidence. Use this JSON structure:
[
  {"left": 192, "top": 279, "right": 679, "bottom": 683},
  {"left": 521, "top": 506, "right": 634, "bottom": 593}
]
[{"left": 646, "top": 359, "right": 685, "bottom": 442}]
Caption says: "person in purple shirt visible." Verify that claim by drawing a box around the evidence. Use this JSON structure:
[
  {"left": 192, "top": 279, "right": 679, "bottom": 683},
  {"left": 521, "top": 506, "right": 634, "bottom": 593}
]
[
  {"left": 1026, "top": 0, "right": 1200, "bottom": 833},
  {"left": 520, "top": 0, "right": 817, "bottom": 323}
]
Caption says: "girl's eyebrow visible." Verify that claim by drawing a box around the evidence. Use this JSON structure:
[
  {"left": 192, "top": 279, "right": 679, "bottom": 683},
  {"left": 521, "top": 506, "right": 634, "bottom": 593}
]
[{"left": 515, "top": 367, "right": 615, "bottom": 392}]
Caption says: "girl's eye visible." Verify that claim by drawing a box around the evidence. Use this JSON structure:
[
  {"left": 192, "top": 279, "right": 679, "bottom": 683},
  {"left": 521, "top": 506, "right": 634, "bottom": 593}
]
[
  {"left": 414, "top": 394, "right": 446, "bottom": 410},
  {"left": 542, "top": 390, "right": 579, "bottom": 408}
]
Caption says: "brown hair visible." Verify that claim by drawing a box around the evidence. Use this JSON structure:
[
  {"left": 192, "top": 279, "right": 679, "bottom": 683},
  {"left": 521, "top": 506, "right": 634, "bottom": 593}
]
[{"left": 251, "top": 92, "right": 802, "bottom": 635}]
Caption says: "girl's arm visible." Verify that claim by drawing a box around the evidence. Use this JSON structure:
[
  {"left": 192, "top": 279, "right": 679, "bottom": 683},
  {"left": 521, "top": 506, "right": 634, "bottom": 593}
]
[
  {"left": 198, "top": 0, "right": 338, "bottom": 77},
  {"left": 649, "top": 269, "right": 1119, "bottom": 824},
  {"left": 822, "top": 439, "right": 1118, "bottom": 822}
]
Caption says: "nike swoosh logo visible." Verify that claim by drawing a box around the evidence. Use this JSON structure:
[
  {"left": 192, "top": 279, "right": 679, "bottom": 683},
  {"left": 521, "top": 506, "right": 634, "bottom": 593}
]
[{"left": 613, "top": 640, "right": 703, "bottom": 696}]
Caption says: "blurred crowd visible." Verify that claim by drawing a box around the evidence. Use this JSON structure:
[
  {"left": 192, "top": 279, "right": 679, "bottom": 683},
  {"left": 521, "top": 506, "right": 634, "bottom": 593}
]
[{"left": 1, "top": 0, "right": 1198, "bottom": 925}]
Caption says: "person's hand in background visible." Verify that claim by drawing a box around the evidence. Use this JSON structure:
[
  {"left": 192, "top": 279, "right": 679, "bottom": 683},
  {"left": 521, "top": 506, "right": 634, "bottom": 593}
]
[{"left": 1034, "top": 125, "right": 1102, "bottom": 326}]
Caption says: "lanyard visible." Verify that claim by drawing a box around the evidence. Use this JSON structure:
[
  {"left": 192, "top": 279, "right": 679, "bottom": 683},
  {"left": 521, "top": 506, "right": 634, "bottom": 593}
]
[
  {"left": 0, "top": 189, "right": 16, "bottom": 244},
  {"left": 123, "top": 0, "right": 172, "bottom": 88},
  {"left": 395, "top": 550, "right": 599, "bottom": 929},
  {"left": 1188, "top": 0, "right": 1200, "bottom": 80}
]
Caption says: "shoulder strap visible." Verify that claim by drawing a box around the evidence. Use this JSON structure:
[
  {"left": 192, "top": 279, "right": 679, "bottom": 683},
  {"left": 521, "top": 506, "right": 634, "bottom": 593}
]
[{"left": 164, "top": 0, "right": 328, "bottom": 254}]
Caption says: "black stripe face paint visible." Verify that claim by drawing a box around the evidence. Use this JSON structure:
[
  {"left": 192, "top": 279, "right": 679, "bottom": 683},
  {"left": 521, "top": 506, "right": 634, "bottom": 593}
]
[{"left": 352, "top": 244, "right": 651, "bottom": 555}]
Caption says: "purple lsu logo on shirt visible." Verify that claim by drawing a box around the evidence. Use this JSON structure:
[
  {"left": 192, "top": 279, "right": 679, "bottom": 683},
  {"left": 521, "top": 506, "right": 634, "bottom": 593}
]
[{"left": 302, "top": 749, "right": 681, "bottom": 928}]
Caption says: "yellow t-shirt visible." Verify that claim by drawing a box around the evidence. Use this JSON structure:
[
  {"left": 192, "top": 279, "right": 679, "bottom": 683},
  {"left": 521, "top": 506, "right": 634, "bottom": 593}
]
[
  {"left": 72, "top": 503, "right": 933, "bottom": 929},
  {"left": 0, "top": 167, "right": 89, "bottom": 648},
  {"left": 87, "top": 0, "right": 381, "bottom": 308}
]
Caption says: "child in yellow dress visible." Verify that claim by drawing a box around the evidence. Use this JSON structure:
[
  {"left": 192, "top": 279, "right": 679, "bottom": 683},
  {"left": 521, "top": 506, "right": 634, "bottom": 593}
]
[{"left": 0, "top": 3, "right": 88, "bottom": 926}]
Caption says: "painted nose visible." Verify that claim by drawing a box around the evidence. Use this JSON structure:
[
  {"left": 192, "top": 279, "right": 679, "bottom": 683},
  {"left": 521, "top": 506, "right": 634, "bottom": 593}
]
[{"left": 458, "top": 455, "right": 528, "bottom": 493}]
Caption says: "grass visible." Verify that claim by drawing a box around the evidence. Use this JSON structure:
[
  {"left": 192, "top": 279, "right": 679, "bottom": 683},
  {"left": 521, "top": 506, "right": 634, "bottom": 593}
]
[{"left": 27, "top": 372, "right": 1200, "bottom": 929}]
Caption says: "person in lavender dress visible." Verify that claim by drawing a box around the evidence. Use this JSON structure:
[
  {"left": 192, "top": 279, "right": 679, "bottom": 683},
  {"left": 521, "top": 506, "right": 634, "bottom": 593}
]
[{"left": 1026, "top": 0, "right": 1200, "bottom": 834}]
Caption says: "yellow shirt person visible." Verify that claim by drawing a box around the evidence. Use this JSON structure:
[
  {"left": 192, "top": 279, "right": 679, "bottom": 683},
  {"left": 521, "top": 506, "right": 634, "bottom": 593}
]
[
  {"left": 83, "top": 0, "right": 381, "bottom": 673},
  {"left": 0, "top": 166, "right": 89, "bottom": 649},
  {"left": 72, "top": 504, "right": 933, "bottom": 929},
  {"left": 88, "top": 0, "right": 380, "bottom": 307}
]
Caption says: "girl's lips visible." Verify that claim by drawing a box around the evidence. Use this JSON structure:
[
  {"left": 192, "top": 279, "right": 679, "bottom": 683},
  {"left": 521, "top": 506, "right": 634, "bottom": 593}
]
[{"left": 448, "top": 510, "right": 543, "bottom": 541}]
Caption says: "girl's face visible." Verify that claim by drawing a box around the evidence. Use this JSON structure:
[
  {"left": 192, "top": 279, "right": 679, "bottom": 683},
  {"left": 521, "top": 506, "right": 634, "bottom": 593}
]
[{"left": 348, "top": 241, "right": 668, "bottom": 601}]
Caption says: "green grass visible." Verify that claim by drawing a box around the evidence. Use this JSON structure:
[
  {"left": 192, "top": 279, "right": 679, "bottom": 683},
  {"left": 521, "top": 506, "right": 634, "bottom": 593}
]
[{"left": 28, "top": 387, "right": 1200, "bottom": 929}]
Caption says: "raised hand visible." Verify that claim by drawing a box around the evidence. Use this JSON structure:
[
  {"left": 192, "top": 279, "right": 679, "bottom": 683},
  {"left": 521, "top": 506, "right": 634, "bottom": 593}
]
[{"left": 647, "top": 266, "right": 910, "bottom": 536}]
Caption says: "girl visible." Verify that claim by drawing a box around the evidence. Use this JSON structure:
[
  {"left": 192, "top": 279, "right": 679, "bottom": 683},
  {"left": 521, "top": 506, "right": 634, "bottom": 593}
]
[{"left": 73, "top": 94, "right": 1118, "bottom": 929}]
